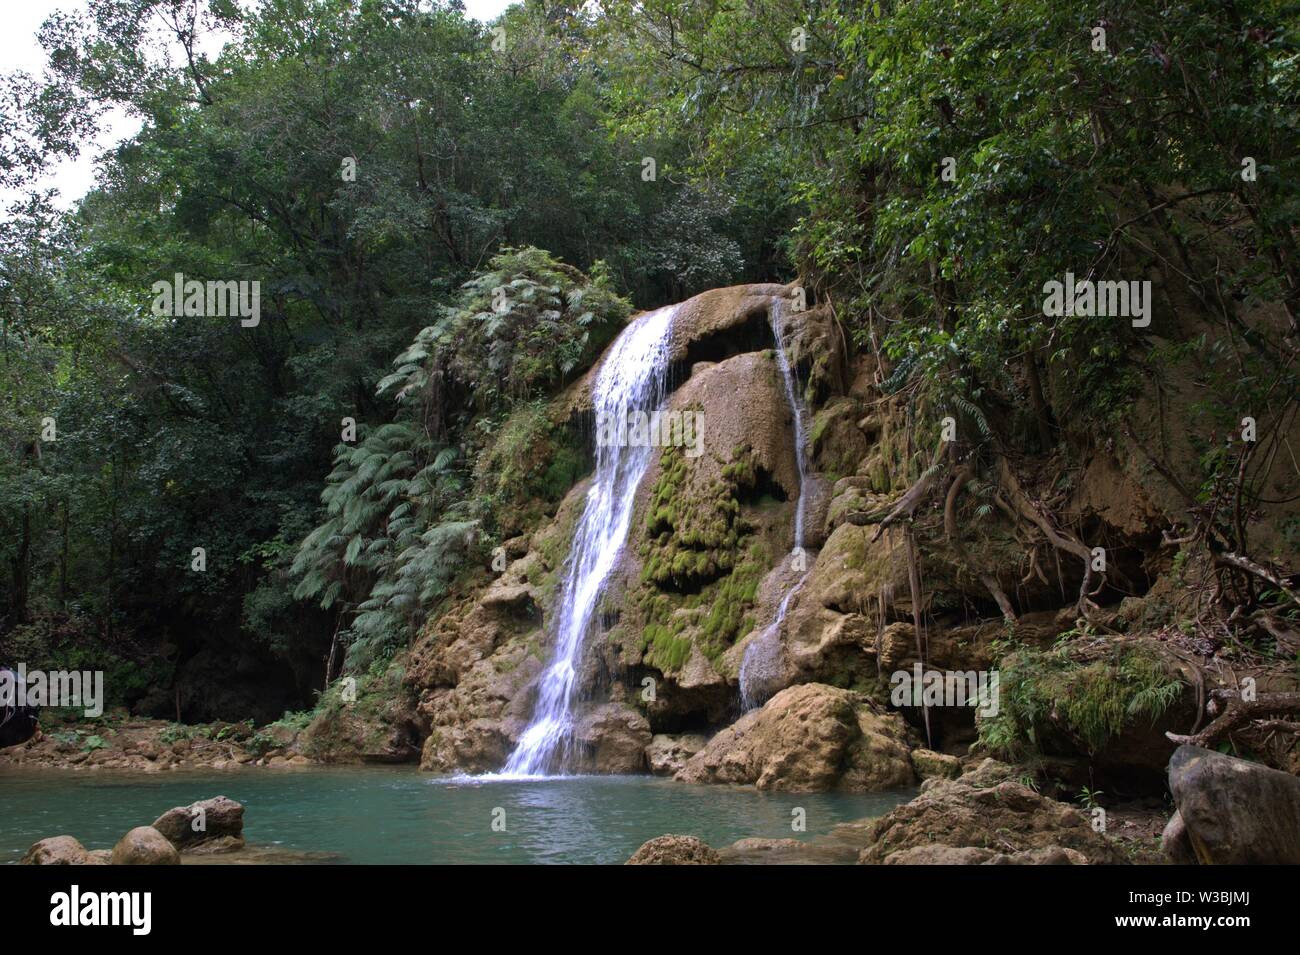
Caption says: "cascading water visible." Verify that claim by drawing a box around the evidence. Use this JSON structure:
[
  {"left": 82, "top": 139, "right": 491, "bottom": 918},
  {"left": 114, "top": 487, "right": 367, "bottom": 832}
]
[
  {"left": 739, "top": 298, "right": 813, "bottom": 710},
  {"left": 501, "top": 304, "right": 677, "bottom": 777}
]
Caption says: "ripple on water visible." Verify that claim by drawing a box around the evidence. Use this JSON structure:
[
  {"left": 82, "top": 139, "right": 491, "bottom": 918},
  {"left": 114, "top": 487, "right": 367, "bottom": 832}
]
[{"left": 1, "top": 766, "right": 914, "bottom": 864}]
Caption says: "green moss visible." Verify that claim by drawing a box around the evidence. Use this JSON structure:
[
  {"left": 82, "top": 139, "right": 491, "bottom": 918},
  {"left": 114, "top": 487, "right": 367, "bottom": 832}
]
[
  {"left": 476, "top": 399, "right": 586, "bottom": 535},
  {"left": 979, "top": 642, "right": 1185, "bottom": 757}
]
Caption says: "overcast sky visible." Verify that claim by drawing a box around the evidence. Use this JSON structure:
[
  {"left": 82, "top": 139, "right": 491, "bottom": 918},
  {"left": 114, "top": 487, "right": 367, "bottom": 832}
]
[{"left": 1, "top": 0, "right": 518, "bottom": 209}]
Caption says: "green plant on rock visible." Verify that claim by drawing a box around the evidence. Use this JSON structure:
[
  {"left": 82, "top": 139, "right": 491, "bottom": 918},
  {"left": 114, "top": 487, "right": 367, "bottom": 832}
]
[
  {"left": 979, "top": 642, "right": 1184, "bottom": 758},
  {"left": 293, "top": 248, "right": 630, "bottom": 671}
]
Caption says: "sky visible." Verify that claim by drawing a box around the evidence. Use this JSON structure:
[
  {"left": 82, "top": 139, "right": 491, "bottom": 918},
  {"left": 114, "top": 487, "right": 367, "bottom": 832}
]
[{"left": 0, "top": 0, "right": 518, "bottom": 209}]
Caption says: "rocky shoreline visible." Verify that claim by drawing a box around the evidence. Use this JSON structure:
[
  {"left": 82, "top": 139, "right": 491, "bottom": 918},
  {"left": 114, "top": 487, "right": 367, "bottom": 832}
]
[
  {"left": 628, "top": 747, "right": 1300, "bottom": 865},
  {"left": 0, "top": 715, "right": 314, "bottom": 772}
]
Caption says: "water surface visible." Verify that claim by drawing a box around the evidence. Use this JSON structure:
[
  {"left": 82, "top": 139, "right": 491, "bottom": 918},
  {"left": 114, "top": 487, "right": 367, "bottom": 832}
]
[{"left": 1, "top": 767, "right": 911, "bottom": 864}]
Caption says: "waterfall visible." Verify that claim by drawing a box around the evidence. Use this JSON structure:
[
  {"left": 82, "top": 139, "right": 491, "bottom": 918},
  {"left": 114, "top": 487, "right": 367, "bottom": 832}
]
[
  {"left": 501, "top": 304, "right": 678, "bottom": 777},
  {"left": 739, "top": 298, "right": 812, "bottom": 710}
]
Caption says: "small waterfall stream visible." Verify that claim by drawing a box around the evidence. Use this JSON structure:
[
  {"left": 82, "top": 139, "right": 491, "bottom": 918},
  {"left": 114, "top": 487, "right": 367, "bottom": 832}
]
[
  {"left": 501, "top": 304, "right": 678, "bottom": 777},
  {"left": 739, "top": 298, "right": 813, "bottom": 710}
]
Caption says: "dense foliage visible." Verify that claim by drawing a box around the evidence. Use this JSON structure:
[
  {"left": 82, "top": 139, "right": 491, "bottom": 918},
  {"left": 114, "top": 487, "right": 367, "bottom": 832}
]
[
  {"left": 2, "top": 0, "right": 1296, "bottom": 722},
  {"left": 0, "top": 0, "right": 787, "bottom": 717}
]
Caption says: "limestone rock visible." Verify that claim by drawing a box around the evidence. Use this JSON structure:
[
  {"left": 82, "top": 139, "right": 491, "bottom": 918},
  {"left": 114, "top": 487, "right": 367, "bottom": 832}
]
[
  {"left": 152, "top": 795, "right": 244, "bottom": 853},
  {"left": 910, "top": 749, "right": 962, "bottom": 780},
  {"left": 1160, "top": 809, "right": 1197, "bottom": 865},
  {"left": 882, "top": 845, "right": 997, "bottom": 865},
  {"left": 645, "top": 733, "right": 708, "bottom": 776},
  {"left": 675, "top": 683, "right": 916, "bottom": 792},
  {"left": 20, "top": 836, "right": 89, "bottom": 865},
  {"left": 626, "top": 835, "right": 721, "bottom": 865},
  {"left": 859, "top": 759, "right": 1126, "bottom": 865},
  {"left": 110, "top": 826, "right": 181, "bottom": 865},
  {"left": 572, "top": 703, "right": 651, "bottom": 773},
  {"left": 1168, "top": 744, "right": 1300, "bottom": 864}
]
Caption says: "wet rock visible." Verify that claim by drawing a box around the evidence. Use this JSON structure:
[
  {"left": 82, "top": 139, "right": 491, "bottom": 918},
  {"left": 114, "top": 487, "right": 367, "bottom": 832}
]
[
  {"left": 1168, "top": 744, "right": 1300, "bottom": 864},
  {"left": 20, "top": 836, "right": 89, "bottom": 865},
  {"left": 110, "top": 826, "right": 181, "bottom": 865},
  {"left": 152, "top": 796, "right": 244, "bottom": 853},
  {"left": 626, "top": 835, "right": 721, "bottom": 865},
  {"left": 676, "top": 683, "right": 916, "bottom": 792},
  {"left": 573, "top": 703, "right": 651, "bottom": 773}
]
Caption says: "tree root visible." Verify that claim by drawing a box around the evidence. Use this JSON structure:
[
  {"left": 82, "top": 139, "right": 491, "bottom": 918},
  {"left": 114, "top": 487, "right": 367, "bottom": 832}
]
[
  {"left": 944, "top": 461, "right": 1017, "bottom": 622},
  {"left": 863, "top": 439, "right": 949, "bottom": 541},
  {"left": 1213, "top": 551, "right": 1300, "bottom": 613},
  {"left": 996, "top": 456, "right": 1105, "bottom": 624},
  {"left": 1166, "top": 689, "right": 1300, "bottom": 748}
]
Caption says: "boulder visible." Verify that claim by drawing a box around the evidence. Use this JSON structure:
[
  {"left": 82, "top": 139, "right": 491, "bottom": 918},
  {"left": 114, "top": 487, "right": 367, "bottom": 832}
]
[
  {"left": 882, "top": 845, "right": 998, "bottom": 865},
  {"left": 675, "top": 683, "right": 916, "bottom": 792},
  {"left": 110, "top": 826, "right": 181, "bottom": 865},
  {"left": 626, "top": 835, "right": 721, "bottom": 865},
  {"left": 20, "top": 836, "right": 89, "bottom": 865},
  {"left": 1160, "top": 809, "right": 1197, "bottom": 865},
  {"left": 859, "top": 759, "right": 1127, "bottom": 865},
  {"left": 152, "top": 795, "right": 245, "bottom": 853},
  {"left": 1168, "top": 744, "right": 1300, "bottom": 864},
  {"left": 910, "top": 749, "right": 962, "bottom": 780},
  {"left": 572, "top": 703, "right": 651, "bottom": 773}
]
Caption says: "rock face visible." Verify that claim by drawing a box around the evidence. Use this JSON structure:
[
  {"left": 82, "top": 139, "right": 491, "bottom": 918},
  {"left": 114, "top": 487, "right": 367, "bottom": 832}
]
[
  {"left": 675, "top": 683, "right": 916, "bottom": 792},
  {"left": 572, "top": 703, "right": 651, "bottom": 773},
  {"left": 152, "top": 796, "right": 245, "bottom": 854},
  {"left": 645, "top": 733, "right": 708, "bottom": 776},
  {"left": 110, "top": 826, "right": 181, "bottom": 865},
  {"left": 1167, "top": 744, "right": 1300, "bottom": 864},
  {"left": 20, "top": 835, "right": 89, "bottom": 865},
  {"left": 858, "top": 759, "right": 1127, "bottom": 865},
  {"left": 301, "top": 660, "right": 428, "bottom": 764},
  {"left": 626, "top": 835, "right": 721, "bottom": 865},
  {"left": 910, "top": 749, "right": 962, "bottom": 780}
]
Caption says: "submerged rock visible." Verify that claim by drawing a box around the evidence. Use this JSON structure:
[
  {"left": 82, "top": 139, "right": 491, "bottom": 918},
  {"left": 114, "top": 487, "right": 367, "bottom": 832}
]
[
  {"left": 110, "top": 826, "right": 181, "bottom": 865},
  {"left": 1167, "top": 744, "right": 1300, "bottom": 864},
  {"left": 859, "top": 759, "right": 1126, "bottom": 865},
  {"left": 675, "top": 683, "right": 916, "bottom": 792},
  {"left": 626, "top": 835, "right": 721, "bottom": 865}
]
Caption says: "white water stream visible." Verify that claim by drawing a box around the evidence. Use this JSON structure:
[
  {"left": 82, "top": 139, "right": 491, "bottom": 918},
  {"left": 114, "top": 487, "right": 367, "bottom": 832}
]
[
  {"left": 739, "top": 298, "right": 813, "bottom": 710},
  {"left": 501, "top": 304, "right": 678, "bottom": 776}
]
